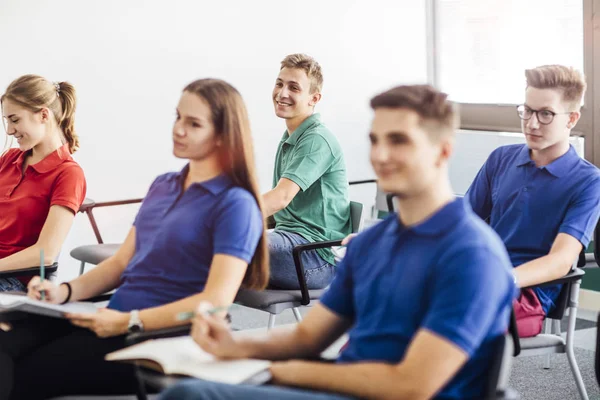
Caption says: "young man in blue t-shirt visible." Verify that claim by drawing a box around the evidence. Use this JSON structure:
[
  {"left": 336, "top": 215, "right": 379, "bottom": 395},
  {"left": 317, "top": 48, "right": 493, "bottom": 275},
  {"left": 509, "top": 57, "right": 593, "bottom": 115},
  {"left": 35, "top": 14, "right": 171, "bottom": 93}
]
[
  {"left": 160, "top": 85, "right": 516, "bottom": 400},
  {"left": 467, "top": 65, "right": 600, "bottom": 337}
]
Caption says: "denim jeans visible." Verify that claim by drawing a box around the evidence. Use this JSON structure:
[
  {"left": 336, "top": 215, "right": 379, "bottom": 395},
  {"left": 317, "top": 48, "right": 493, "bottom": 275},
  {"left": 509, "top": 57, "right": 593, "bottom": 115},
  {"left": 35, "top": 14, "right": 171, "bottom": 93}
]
[
  {"left": 160, "top": 379, "right": 356, "bottom": 400},
  {"left": 268, "top": 230, "right": 335, "bottom": 290},
  {"left": 0, "top": 278, "right": 25, "bottom": 292}
]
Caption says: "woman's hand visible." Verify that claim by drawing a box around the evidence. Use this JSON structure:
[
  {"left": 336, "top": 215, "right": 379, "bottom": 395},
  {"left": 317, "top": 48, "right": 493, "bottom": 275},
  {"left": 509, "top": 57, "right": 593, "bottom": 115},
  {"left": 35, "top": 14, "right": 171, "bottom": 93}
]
[
  {"left": 67, "top": 308, "right": 130, "bottom": 338},
  {"left": 27, "top": 277, "right": 68, "bottom": 304}
]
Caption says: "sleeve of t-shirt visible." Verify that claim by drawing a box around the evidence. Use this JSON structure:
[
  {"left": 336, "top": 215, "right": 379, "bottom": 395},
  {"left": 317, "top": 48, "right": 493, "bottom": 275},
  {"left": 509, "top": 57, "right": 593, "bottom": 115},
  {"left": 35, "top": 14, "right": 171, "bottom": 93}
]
[
  {"left": 465, "top": 153, "right": 496, "bottom": 220},
  {"left": 558, "top": 175, "right": 600, "bottom": 247},
  {"left": 281, "top": 134, "right": 335, "bottom": 191},
  {"left": 50, "top": 164, "right": 87, "bottom": 214},
  {"left": 319, "top": 240, "right": 356, "bottom": 319},
  {"left": 422, "top": 247, "right": 514, "bottom": 356},
  {"left": 213, "top": 190, "right": 263, "bottom": 263}
]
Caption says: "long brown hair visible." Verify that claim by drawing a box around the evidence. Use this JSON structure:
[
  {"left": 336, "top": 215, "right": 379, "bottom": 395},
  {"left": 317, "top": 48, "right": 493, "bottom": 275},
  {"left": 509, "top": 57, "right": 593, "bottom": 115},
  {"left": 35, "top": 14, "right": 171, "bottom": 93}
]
[
  {"left": 1, "top": 74, "right": 79, "bottom": 153},
  {"left": 184, "top": 78, "right": 269, "bottom": 290}
]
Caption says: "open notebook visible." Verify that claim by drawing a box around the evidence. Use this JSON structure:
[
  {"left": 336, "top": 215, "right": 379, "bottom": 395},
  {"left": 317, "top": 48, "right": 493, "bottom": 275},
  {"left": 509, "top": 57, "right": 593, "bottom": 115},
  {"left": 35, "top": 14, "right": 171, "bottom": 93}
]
[
  {"left": 0, "top": 293, "right": 98, "bottom": 318},
  {"left": 106, "top": 336, "right": 272, "bottom": 385}
]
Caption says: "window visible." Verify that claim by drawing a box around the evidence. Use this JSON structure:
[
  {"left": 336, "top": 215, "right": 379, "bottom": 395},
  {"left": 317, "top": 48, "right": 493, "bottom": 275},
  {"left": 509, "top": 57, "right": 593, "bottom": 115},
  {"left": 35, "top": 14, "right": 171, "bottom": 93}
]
[{"left": 436, "top": 0, "right": 584, "bottom": 104}]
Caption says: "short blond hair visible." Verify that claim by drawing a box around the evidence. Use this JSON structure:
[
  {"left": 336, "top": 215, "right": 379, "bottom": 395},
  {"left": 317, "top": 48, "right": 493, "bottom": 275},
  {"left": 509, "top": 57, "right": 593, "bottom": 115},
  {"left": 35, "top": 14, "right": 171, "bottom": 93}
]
[
  {"left": 280, "top": 53, "right": 323, "bottom": 94},
  {"left": 370, "top": 85, "right": 460, "bottom": 140},
  {"left": 525, "top": 65, "right": 586, "bottom": 110}
]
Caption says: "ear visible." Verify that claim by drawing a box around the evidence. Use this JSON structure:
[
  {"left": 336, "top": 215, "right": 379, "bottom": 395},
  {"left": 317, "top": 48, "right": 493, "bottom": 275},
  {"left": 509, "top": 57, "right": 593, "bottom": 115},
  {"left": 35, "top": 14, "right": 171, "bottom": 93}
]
[
  {"left": 39, "top": 107, "right": 50, "bottom": 123},
  {"left": 437, "top": 136, "right": 455, "bottom": 166},
  {"left": 567, "top": 111, "right": 581, "bottom": 130},
  {"left": 308, "top": 92, "right": 322, "bottom": 107}
]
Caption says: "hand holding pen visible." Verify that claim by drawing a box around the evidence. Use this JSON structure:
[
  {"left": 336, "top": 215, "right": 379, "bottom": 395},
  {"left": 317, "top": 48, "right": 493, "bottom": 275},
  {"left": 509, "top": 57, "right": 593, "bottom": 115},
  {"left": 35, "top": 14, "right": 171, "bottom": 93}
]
[{"left": 187, "top": 301, "right": 245, "bottom": 359}]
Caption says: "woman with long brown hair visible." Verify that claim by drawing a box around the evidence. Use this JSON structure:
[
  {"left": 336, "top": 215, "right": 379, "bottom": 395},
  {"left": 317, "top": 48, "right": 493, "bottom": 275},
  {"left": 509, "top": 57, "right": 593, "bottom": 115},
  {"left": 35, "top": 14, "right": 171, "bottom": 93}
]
[
  {"left": 0, "top": 75, "right": 86, "bottom": 291},
  {"left": 0, "top": 78, "right": 268, "bottom": 399}
]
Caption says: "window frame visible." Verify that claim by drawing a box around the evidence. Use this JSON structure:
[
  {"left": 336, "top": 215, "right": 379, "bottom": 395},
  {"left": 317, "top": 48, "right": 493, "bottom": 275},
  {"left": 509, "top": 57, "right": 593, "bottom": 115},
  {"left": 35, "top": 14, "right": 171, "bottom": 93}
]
[{"left": 427, "top": 0, "right": 598, "bottom": 164}]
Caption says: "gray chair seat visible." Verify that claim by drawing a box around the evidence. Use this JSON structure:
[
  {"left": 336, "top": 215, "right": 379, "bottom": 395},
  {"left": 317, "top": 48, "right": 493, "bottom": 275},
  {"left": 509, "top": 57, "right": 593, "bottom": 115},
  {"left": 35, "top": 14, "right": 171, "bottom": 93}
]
[
  {"left": 235, "top": 288, "right": 325, "bottom": 310},
  {"left": 520, "top": 334, "right": 565, "bottom": 350},
  {"left": 70, "top": 244, "right": 120, "bottom": 265}
]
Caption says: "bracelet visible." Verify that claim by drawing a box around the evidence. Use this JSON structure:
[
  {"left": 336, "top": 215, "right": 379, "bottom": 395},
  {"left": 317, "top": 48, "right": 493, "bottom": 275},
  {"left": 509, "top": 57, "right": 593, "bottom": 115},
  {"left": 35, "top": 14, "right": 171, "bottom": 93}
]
[{"left": 60, "top": 282, "right": 72, "bottom": 304}]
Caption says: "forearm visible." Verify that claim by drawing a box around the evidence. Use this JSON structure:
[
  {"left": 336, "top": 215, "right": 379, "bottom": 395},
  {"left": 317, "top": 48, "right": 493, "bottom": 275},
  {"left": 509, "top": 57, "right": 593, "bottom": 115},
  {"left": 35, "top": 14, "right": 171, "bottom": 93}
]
[
  {"left": 273, "top": 361, "right": 427, "bottom": 400},
  {"left": 262, "top": 190, "right": 287, "bottom": 217},
  {"left": 237, "top": 325, "right": 327, "bottom": 361},
  {"left": 514, "top": 254, "right": 573, "bottom": 288},
  {"left": 0, "top": 245, "right": 56, "bottom": 272},
  {"left": 68, "top": 256, "right": 126, "bottom": 302},
  {"left": 139, "top": 290, "right": 238, "bottom": 332}
]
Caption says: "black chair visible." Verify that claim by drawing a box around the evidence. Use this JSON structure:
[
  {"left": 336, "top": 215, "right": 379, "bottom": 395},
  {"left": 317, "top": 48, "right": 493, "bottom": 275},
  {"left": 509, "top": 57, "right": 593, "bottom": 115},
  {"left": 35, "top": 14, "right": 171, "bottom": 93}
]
[
  {"left": 235, "top": 179, "right": 397, "bottom": 329},
  {"left": 517, "top": 267, "right": 588, "bottom": 399},
  {"left": 235, "top": 200, "right": 364, "bottom": 328},
  {"left": 485, "top": 311, "right": 520, "bottom": 400}
]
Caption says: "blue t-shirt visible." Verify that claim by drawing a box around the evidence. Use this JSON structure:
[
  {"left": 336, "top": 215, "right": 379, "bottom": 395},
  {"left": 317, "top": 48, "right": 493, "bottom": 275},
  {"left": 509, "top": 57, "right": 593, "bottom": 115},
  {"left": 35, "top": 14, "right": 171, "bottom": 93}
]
[
  {"left": 320, "top": 198, "right": 515, "bottom": 400},
  {"left": 466, "top": 144, "right": 600, "bottom": 313},
  {"left": 108, "top": 166, "right": 263, "bottom": 312}
]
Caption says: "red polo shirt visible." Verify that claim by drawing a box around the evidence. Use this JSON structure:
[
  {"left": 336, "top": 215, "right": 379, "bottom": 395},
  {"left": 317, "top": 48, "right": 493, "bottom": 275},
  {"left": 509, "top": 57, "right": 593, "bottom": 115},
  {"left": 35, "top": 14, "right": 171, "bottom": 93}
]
[{"left": 0, "top": 143, "right": 86, "bottom": 272}]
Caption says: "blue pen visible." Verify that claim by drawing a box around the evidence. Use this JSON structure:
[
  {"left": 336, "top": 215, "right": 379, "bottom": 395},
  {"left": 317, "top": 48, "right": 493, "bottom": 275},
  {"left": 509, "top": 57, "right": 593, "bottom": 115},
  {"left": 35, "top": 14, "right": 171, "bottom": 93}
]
[{"left": 40, "top": 249, "right": 45, "bottom": 301}]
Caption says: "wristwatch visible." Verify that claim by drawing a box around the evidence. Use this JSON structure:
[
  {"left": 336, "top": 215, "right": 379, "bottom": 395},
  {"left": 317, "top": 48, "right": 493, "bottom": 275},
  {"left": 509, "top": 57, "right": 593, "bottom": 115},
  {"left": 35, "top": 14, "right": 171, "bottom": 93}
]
[{"left": 128, "top": 310, "right": 144, "bottom": 333}]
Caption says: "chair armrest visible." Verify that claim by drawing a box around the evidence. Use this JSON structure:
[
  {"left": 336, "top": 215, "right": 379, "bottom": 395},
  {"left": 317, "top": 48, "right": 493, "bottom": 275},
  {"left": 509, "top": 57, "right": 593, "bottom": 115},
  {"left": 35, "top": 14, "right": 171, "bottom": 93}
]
[
  {"left": 523, "top": 268, "right": 585, "bottom": 289},
  {"left": 78, "top": 197, "right": 144, "bottom": 213},
  {"left": 126, "top": 324, "right": 192, "bottom": 346},
  {"left": 292, "top": 240, "right": 343, "bottom": 305},
  {"left": 349, "top": 179, "right": 377, "bottom": 186},
  {"left": 83, "top": 292, "right": 115, "bottom": 303},
  {"left": 78, "top": 197, "right": 144, "bottom": 244},
  {"left": 0, "top": 262, "right": 58, "bottom": 279}
]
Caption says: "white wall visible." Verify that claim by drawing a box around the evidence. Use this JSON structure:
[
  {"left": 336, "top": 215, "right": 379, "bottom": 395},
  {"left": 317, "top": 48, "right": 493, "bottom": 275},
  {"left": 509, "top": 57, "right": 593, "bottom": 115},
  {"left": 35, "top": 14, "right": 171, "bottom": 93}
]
[{"left": 0, "top": 0, "right": 427, "bottom": 281}]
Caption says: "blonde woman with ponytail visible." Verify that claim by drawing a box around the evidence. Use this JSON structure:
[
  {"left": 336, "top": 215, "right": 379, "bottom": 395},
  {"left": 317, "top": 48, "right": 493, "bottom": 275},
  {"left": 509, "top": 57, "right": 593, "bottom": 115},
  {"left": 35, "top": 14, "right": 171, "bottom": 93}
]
[{"left": 0, "top": 75, "right": 86, "bottom": 291}]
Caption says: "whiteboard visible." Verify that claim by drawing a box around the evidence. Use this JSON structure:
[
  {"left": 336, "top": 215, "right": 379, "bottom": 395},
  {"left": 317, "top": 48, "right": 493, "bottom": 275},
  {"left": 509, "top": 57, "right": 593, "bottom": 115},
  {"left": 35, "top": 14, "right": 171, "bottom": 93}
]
[{"left": 449, "top": 129, "right": 585, "bottom": 195}]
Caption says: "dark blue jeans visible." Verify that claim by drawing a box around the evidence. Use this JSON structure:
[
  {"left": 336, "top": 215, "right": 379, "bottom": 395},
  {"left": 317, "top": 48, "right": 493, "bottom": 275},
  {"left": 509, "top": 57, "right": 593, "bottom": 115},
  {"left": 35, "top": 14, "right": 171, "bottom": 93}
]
[
  {"left": 160, "top": 379, "right": 356, "bottom": 400},
  {"left": 268, "top": 230, "right": 335, "bottom": 290}
]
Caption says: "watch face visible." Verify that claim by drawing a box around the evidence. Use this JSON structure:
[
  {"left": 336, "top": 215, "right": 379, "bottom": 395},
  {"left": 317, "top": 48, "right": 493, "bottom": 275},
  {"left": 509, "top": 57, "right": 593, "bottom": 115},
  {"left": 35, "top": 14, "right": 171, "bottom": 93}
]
[{"left": 128, "top": 323, "right": 142, "bottom": 333}]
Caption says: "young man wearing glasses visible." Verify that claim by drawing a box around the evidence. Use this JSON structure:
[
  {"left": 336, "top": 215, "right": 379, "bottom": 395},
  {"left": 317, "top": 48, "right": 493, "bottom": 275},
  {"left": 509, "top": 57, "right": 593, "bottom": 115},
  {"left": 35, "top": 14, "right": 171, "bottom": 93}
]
[{"left": 467, "top": 65, "right": 600, "bottom": 337}]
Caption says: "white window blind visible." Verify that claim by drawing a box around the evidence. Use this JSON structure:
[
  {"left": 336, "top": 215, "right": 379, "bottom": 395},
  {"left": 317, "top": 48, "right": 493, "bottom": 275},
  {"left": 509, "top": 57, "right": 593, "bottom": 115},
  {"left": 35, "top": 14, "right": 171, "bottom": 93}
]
[{"left": 437, "top": 0, "right": 583, "bottom": 104}]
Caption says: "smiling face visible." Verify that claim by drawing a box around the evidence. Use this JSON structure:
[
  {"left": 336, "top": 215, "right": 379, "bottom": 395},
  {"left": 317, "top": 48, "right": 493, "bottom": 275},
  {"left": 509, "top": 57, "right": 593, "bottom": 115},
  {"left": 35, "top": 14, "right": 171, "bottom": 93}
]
[
  {"left": 522, "top": 87, "right": 579, "bottom": 152},
  {"left": 1, "top": 99, "right": 49, "bottom": 151},
  {"left": 272, "top": 67, "right": 320, "bottom": 122},
  {"left": 172, "top": 91, "right": 220, "bottom": 161}
]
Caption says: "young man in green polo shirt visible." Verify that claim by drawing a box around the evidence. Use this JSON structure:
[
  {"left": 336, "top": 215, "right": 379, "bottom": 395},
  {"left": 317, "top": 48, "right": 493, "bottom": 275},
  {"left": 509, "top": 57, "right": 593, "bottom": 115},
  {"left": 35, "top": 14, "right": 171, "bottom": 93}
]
[{"left": 262, "top": 53, "right": 351, "bottom": 290}]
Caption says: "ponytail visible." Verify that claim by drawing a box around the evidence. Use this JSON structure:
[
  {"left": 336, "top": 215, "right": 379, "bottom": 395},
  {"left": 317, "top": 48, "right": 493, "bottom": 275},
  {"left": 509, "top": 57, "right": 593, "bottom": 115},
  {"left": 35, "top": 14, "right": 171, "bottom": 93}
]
[{"left": 56, "top": 82, "right": 79, "bottom": 153}]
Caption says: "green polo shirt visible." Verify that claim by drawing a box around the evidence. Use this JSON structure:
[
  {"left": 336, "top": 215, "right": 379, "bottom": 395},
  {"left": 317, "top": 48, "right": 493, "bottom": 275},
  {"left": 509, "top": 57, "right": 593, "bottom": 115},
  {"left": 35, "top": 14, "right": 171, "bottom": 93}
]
[{"left": 273, "top": 113, "right": 351, "bottom": 265}]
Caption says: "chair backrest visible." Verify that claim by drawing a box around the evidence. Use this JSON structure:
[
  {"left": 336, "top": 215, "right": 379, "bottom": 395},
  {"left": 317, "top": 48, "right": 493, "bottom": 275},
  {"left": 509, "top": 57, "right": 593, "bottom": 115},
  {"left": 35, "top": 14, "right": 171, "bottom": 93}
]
[
  {"left": 546, "top": 279, "right": 572, "bottom": 320},
  {"left": 484, "top": 333, "right": 515, "bottom": 399},
  {"left": 349, "top": 201, "right": 364, "bottom": 234},
  {"left": 546, "top": 259, "right": 582, "bottom": 320}
]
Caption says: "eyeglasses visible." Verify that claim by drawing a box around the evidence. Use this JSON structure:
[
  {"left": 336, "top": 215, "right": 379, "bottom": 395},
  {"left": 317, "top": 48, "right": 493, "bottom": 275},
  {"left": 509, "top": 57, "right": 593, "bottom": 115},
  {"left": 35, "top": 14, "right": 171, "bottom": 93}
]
[{"left": 516, "top": 105, "right": 571, "bottom": 125}]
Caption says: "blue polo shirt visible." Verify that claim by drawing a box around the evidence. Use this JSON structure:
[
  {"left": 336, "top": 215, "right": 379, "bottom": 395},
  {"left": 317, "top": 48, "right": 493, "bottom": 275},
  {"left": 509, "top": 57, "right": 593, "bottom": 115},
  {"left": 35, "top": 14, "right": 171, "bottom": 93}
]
[
  {"left": 466, "top": 144, "right": 600, "bottom": 314},
  {"left": 321, "top": 199, "right": 515, "bottom": 400},
  {"left": 108, "top": 166, "right": 263, "bottom": 312}
]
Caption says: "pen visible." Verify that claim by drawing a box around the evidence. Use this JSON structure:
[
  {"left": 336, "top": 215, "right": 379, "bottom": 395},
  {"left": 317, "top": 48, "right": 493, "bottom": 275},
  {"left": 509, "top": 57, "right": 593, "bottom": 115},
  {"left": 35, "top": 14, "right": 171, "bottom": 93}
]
[
  {"left": 40, "top": 249, "right": 45, "bottom": 301},
  {"left": 176, "top": 305, "right": 230, "bottom": 322}
]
